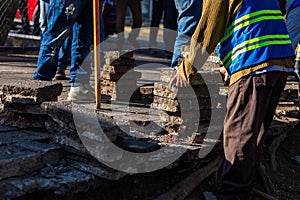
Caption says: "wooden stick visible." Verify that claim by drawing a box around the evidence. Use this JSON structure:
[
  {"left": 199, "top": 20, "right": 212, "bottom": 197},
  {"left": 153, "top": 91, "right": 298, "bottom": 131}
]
[
  {"left": 155, "top": 155, "right": 223, "bottom": 200},
  {"left": 252, "top": 188, "right": 278, "bottom": 200},
  {"left": 93, "top": 0, "right": 101, "bottom": 109}
]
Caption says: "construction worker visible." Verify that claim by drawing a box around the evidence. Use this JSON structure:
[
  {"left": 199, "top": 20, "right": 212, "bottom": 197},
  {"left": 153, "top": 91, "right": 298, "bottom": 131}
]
[
  {"left": 170, "top": 0, "right": 295, "bottom": 199},
  {"left": 34, "top": 0, "right": 105, "bottom": 101}
]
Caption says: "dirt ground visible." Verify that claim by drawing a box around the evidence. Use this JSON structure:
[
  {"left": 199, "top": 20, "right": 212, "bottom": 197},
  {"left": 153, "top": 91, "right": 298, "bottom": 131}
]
[{"left": 268, "top": 122, "right": 300, "bottom": 199}]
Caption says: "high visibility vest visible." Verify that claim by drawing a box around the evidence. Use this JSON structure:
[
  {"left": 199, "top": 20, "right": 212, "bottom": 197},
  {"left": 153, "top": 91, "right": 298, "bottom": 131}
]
[{"left": 216, "top": 0, "right": 295, "bottom": 81}]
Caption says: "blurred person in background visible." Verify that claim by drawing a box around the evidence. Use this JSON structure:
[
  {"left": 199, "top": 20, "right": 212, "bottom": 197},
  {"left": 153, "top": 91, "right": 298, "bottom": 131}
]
[
  {"left": 115, "top": 0, "right": 142, "bottom": 49},
  {"left": 18, "top": 0, "right": 31, "bottom": 34},
  {"left": 148, "top": 0, "right": 163, "bottom": 54},
  {"left": 162, "top": 0, "right": 178, "bottom": 59},
  {"left": 148, "top": 0, "right": 178, "bottom": 59}
]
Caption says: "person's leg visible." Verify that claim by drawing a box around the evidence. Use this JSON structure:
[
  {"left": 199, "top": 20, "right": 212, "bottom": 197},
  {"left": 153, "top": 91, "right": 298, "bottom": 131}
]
[
  {"left": 34, "top": 0, "right": 91, "bottom": 81},
  {"left": 39, "top": 0, "right": 49, "bottom": 34},
  {"left": 171, "top": 0, "right": 202, "bottom": 69},
  {"left": 149, "top": 0, "right": 163, "bottom": 49},
  {"left": 69, "top": 2, "right": 93, "bottom": 86},
  {"left": 116, "top": 0, "right": 128, "bottom": 49},
  {"left": 127, "top": 0, "right": 142, "bottom": 48},
  {"left": 19, "top": 0, "right": 30, "bottom": 33},
  {"left": 217, "top": 71, "right": 287, "bottom": 200},
  {"left": 127, "top": 0, "right": 142, "bottom": 40},
  {"left": 162, "top": 0, "right": 178, "bottom": 58},
  {"left": 55, "top": 31, "right": 73, "bottom": 80}
]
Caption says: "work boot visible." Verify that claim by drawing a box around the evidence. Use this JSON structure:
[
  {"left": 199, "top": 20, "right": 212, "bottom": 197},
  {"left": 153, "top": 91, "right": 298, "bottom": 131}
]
[
  {"left": 54, "top": 68, "right": 67, "bottom": 80},
  {"left": 67, "top": 85, "right": 95, "bottom": 102}
]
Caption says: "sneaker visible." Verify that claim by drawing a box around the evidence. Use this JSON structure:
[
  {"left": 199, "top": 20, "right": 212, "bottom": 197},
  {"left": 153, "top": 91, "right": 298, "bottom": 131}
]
[
  {"left": 67, "top": 85, "right": 95, "bottom": 102},
  {"left": 54, "top": 68, "right": 67, "bottom": 80}
]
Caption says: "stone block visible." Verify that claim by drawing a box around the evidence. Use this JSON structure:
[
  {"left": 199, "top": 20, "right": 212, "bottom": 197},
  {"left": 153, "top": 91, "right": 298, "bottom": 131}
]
[
  {"left": 101, "top": 71, "right": 141, "bottom": 81},
  {"left": 102, "top": 79, "right": 137, "bottom": 88},
  {"left": 104, "top": 50, "right": 133, "bottom": 59},
  {"left": 105, "top": 57, "right": 136, "bottom": 66},
  {"left": 0, "top": 80, "right": 62, "bottom": 104},
  {"left": 159, "top": 69, "right": 223, "bottom": 86},
  {"left": 0, "top": 140, "right": 62, "bottom": 181},
  {"left": 152, "top": 96, "right": 211, "bottom": 112},
  {"left": 153, "top": 83, "right": 219, "bottom": 99},
  {"left": 103, "top": 64, "right": 135, "bottom": 74},
  {"left": 153, "top": 83, "right": 178, "bottom": 99},
  {"left": 139, "top": 85, "right": 154, "bottom": 95}
]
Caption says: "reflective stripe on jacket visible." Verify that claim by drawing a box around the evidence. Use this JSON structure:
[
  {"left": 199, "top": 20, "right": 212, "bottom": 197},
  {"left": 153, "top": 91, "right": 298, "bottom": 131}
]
[{"left": 216, "top": 0, "right": 294, "bottom": 81}]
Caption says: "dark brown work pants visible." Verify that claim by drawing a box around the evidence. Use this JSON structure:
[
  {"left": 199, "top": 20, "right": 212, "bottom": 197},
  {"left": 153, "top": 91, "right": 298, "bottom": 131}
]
[{"left": 217, "top": 71, "right": 288, "bottom": 200}]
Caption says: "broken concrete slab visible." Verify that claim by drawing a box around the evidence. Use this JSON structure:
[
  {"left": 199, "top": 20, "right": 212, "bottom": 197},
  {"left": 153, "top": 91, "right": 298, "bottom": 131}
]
[
  {"left": 3, "top": 103, "right": 46, "bottom": 114},
  {"left": 0, "top": 124, "right": 19, "bottom": 133},
  {"left": 0, "top": 111, "right": 49, "bottom": 129},
  {"left": 0, "top": 161, "right": 95, "bottom": 199},
  {"left": 0, "top": 130, "right": 51, "bottom": 145},
  {"left": 0, "top": 80, "right": 62, "bottom": 104},
  {"left": 0, "top": 140, "right": 62, "bottom": 181},
  {"left": 42, "top": 101, "right": 126, "bottom": 142}
]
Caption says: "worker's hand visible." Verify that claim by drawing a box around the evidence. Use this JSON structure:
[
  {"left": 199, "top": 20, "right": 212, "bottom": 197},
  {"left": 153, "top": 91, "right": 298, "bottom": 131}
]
[
  {"left": 169, "top": 68, "right": 188, "bottom": 88},
  {"left": 212, "top": 66, "right": 229, "bottom": 84}
]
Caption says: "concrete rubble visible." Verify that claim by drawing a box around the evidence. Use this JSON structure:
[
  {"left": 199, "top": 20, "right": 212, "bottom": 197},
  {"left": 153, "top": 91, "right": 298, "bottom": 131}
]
[
  {"left": 151, "top": 67, "right": 227, "bottom": 145},
  {"left": 0, "top": 51, "right": 299, "bottom": 199},
  {"left": 101, "top": 51, "right": 142, "bottom": 101}
]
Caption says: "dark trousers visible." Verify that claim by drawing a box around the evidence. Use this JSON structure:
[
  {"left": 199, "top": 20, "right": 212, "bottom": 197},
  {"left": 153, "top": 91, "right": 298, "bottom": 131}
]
[
  {"left": 116, "top": 0, "right": 142, "bottom": 46},
  {"left": 149, "top": 0, "right": 163, "bottom": 47},
  {"left": 217, "top": 71, "right": 288, "bottom": 200},
  {"left": 162, "top": 0, "right": 178, "bottom": 52}
]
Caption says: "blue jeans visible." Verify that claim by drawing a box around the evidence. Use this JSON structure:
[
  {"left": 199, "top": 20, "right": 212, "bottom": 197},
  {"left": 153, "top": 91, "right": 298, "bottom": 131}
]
[
  {"left": 286, "top": 5, "right": 300, "bottom": 49},
  {"left": 39, "top": 0, "right": 49, "bottom": 33},
  {"left": 57, "top": 23, "right": 78, "bottom": 72},
  {"left": 34, "top": 0, "right": 93, "bottom": 83},
  {"left": 39, "top": 0, "right": 77, "bottom": 75},
  {"left": 171, "top": 0, "right": 203, "bottom": 69}
]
